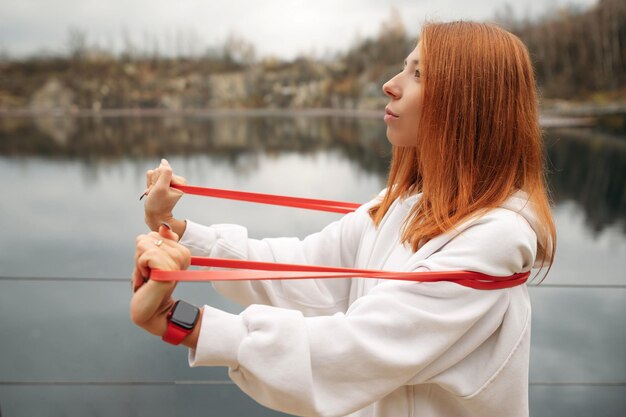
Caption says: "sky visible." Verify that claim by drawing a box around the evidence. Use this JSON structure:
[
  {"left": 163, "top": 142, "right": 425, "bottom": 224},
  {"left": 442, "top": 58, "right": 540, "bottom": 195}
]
[{"left": 0, "top": 0, "right": 598, "bottom": 59}]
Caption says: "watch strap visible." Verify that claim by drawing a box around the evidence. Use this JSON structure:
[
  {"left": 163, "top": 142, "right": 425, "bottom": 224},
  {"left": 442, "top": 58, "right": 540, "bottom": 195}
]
[{"left": 162, "top": 321, "right": 191, "bottom": 345}]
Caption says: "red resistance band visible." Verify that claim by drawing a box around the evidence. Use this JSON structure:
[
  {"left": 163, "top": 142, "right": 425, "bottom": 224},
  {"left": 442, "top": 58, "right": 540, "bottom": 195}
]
[
  {"left": 170, "top": 184, "right": 360, "bottom": 214},
  {"left": 149, "top": 184, "right": 530, "bottom": 290}
]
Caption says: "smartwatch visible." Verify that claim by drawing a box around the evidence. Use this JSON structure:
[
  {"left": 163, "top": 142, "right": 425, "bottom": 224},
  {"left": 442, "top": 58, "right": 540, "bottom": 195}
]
[{"left": 162, "top": 300, "right": 200, "bottom": 345}]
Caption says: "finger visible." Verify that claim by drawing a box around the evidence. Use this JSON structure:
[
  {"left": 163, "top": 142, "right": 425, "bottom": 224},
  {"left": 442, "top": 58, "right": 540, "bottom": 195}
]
[
  {"left": 137, "top": 250, "right": 180, "bottom": 284},
  {"left": 136, "top": 234, "right": 157, "bottom": 253},
  {"left": 140, "top": 238, "right": 184, "bottom": 266},
  {"left": 151, "top": 166, "right": 161, "bottom": 187},
  {"left": 132, "top": 263, "right": 148, "bottom": 293},
  {"left": 155, "top": 161, "right": 173, "bottom": 191},
  {"left": 161, "top": 159, "right": 186, "bottom": 188},
  {"left": 145, "top": 170, "right": 154, "bottom": 189},
  {"left": 145, "top": 231, "right": 181, "bottom": 251},
  {"left": 149, "top": 229, "right": 189, "bottom": 260},
  {"left": 139, "top": 261, "right": 150, "bottom": 280},
  {"left": 132, "top": 267, "right": 145, "bottom": 293},
  {"left": 137, "top": 250, "right": 156, "bottom": 278},
  {"left": 136, "top": 242, "right": 157, "bottom": 277},
  {"left": 158, "top": 223, "right": 180, "bottom": 242},
  {"left": 146, "top": 230, "right": 183, "bottom": 255},
  {"left": 171, "top": 174, "right": 187, "bottom": 186},
  {"left": 134, "top": 244, "right": 149, "bottom": 278}
]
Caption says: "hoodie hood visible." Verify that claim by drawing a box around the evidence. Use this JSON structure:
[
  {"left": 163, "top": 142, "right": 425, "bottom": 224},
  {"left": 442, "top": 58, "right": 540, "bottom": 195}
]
[
  {"left": 400, "top": 189, "right": 553, "bottom": 269},
  {"left": 501, "top": 190, "right": 553, "bottom": 269}
]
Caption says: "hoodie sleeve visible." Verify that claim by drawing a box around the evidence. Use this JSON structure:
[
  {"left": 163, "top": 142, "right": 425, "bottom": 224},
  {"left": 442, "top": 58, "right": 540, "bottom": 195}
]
[
  {"left": 187, "top": 209, "right": 538, "bottom": 417},
  {"left": 179, "top": 195, "right": 380, "bottom": 315}
]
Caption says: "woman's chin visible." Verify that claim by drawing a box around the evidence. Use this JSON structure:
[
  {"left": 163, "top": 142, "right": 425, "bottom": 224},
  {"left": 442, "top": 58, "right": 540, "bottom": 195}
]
[{"left": 386, "top": 132, "right": 412, "bottom": 147}]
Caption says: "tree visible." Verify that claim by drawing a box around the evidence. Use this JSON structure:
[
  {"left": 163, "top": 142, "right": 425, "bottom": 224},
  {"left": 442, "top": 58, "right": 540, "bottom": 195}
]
[{"left": 67, "top": 26, "right": 88, "bottom": 60}]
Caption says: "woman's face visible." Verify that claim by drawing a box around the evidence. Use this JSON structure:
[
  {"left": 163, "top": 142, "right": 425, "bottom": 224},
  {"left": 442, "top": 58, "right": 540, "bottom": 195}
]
[{"left": 382, "top": 42, "right": 424, "bottom": 147}]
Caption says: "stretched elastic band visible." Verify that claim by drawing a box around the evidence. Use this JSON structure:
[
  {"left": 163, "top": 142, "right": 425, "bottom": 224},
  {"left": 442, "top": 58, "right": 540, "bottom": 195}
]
[
  {"left": 171, "top": 184, "right": 360, "bottom": 214},
  {"left": 149, "top": 183, "right": 530, "bottom": 290},
  {"left": 149, "top": 257, "right": 530, "bottom": 290}
]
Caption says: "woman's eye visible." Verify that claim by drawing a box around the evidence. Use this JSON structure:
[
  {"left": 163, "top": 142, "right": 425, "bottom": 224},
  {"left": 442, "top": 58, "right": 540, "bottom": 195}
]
[{"left": 414, "top": 69, "right": 421, "bottom": 78}]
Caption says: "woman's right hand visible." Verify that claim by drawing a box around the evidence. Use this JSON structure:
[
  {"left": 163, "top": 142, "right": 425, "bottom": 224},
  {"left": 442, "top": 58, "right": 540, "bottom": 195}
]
[
  {"left": 143, "top": 159, "right": 187, "bottom": 232},
  {"left": 130, "top": 223, "right": 190, "bottom": 334}
]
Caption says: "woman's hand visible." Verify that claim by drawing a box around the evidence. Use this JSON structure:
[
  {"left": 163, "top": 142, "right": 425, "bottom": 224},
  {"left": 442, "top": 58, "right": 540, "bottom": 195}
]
[
  {"left": 130, "top": 223, "right": 191, "bottom": 335},
  {"left": 143, "top": 159, "right": 187, "bottom": 232}
]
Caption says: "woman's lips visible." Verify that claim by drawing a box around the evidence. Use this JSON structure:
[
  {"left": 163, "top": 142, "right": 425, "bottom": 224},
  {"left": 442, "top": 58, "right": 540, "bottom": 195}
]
[{"left": 384, "top": 107, "right": 399, "bottom": 122}]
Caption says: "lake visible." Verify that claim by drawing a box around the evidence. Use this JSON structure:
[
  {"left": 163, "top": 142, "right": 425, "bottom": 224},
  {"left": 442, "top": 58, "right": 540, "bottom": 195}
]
[{"left": 0, "top": 113, "right": 624, "bottom": 416}]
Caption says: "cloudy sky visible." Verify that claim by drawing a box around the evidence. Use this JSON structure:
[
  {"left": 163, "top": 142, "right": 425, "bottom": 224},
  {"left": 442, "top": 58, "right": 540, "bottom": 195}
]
[{"left": 1, "top": 0, "right": 597, "bottom": 59}]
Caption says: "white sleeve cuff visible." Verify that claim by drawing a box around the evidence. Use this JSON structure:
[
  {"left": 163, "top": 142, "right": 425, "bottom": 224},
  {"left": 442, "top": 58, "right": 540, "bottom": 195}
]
[
  {"left": 188, "top": 305, "right": 247, "bottom": 369},
  {"left": 179, "top": 220, "right": 218, "bottom": 257}
]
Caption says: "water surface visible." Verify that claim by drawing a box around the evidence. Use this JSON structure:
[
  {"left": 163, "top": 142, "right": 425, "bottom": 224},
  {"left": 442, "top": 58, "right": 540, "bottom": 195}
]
[{"left": 0, "top": 115, "right": 624, "bottom": 416}]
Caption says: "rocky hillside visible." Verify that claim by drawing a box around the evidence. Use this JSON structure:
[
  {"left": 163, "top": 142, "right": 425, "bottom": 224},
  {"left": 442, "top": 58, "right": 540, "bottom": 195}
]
[{"left": 1, "top": 1, "right": 624, "bottom": 113}]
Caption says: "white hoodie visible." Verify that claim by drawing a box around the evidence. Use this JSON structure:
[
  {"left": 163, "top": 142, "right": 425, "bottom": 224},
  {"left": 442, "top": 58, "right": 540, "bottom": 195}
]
[{"left": 179, "top": 190, "right": 542, "bottom": 417}]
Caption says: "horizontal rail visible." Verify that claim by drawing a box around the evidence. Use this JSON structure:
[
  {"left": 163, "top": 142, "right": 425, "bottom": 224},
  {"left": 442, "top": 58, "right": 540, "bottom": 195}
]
[
  {"left": 0, "top": 380, "right": 624, "bottom": 387},
  {"left": 0, "top": 380, "right": 233, "bottom": 386},
  {"left": 1, "top": 276, "right": 625, "bottom": 288}
]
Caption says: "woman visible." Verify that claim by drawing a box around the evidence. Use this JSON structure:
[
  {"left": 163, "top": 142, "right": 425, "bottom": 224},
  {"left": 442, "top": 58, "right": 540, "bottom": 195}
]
[{"left": 131, "top": 21, "right": 556, "bottom": 417}]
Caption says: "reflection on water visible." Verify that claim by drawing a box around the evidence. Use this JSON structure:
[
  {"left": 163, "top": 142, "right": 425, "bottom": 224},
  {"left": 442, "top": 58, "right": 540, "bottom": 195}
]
[
  {"left": 0, "top": 115, "right": 391, "bottom": 176},
  {"left": 545, "top": 128, "right": 626, "bottom": 234},
  {"left": 0, "top": 115, "right": 625, "bottom": 416},
  {"left": 1, "top": 115, "right": 624, "bottom": 233}
]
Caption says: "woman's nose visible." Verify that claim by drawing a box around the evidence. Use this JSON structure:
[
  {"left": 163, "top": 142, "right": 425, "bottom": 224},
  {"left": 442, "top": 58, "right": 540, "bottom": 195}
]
[{"left": 383, "top": 77, "right": 401, "bottom": 99}]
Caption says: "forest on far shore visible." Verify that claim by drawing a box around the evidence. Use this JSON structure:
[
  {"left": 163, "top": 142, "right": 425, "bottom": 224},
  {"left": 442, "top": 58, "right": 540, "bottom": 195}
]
[{"left": 0, "top": 0, "right": 624, "bottom": 112}]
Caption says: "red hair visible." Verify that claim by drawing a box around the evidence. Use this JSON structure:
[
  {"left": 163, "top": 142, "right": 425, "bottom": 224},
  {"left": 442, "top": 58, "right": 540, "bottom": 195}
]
[{"left": 369, "top": 21, "right": 556, "bottom": 271}]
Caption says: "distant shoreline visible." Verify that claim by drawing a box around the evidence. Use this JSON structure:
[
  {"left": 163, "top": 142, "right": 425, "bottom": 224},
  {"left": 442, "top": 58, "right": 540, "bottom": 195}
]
[
  {"left": 0, "top": 107, "right": 599, "bottom": 128},
  {"left": 0, "top": 107, "right": 382, "bottom": 119}
]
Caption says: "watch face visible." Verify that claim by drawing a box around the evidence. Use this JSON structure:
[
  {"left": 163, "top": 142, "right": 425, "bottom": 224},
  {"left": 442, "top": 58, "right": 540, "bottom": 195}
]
[{"left": 170, "top": 301, "right": 199, "bottom": 330}]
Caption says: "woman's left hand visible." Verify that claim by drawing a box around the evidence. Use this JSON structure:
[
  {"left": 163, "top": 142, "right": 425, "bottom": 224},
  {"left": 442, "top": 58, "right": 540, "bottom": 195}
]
[{"left": 130, "top": 224, "right": 191, "bottom": 334}]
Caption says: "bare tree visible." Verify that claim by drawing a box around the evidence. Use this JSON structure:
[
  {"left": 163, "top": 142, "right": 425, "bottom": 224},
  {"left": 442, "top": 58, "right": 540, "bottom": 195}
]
[{"left": 67, "top": 26, "right": 88, "bottom": 60}]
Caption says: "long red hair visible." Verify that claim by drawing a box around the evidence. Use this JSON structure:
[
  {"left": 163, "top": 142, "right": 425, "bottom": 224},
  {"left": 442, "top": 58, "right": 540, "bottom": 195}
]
[{"left": 369, "top": 21, "right": 556, "bottom": 269}]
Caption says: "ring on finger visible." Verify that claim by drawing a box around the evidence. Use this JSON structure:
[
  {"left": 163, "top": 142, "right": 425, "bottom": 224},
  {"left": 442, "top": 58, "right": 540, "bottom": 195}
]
[{"left": 154, "top": 239, "right": 164, "bottom": 247}]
